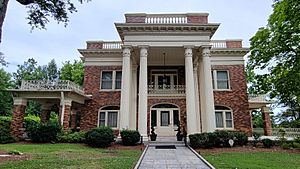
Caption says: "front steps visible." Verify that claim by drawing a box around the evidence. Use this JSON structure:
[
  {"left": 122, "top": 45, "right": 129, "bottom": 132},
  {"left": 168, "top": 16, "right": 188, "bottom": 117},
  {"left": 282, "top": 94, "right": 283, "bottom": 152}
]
[{"left": 148, "top": 136, "right": 186, "bottom": 147}]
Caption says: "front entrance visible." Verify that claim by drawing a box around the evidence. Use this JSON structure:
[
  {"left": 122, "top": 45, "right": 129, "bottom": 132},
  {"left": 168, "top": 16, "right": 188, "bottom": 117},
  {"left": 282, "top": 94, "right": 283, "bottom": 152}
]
[{"left": 151, "top": 104, "right": 180, "bottom": 136}]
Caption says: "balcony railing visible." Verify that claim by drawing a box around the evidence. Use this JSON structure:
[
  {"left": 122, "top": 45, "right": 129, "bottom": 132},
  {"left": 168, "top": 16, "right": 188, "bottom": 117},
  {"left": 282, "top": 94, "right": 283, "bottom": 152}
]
[
  {"left": 20, "top": 80, "right": 84, "bottom": 95},
  {"left": 148, "top": 85, "right": 185, "bottom": 94},
  {"left": 253, "top": 128, "right": 300, "bottom": 138},
  {"left": 248, "top": 94, "right": 270, "bottom": 103}
]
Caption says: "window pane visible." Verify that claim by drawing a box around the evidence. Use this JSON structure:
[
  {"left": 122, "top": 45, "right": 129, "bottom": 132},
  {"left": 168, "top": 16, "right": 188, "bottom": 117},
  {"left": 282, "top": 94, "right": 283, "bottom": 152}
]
[
  {"left": 161, "top": 111, "right": 169, "bottom": 126},
  {"left": 173, "top": 110, "right": 179, "bottom": 127},
  {"left": 101, "top": 72, "right": 113, "bottom": 89},
  {"left": 115, "top": 71, "right": 122, "bottom": 89},
  {"left": 226, "top": 112, "right": 232, "bottom": 119},
  {"left": 212, "top": 71, "right": 215, "bottom": 89},
  {"left": 217, "top": 71, "right": 228, "bottom": 79},
  {"left": 215, "top": 112, "right": 224, "bottom": 128},
  {"left": 108, "top": 112, "right": 118, "bottom": 128},
  {"left": 226, "top": 120, "right": 233, "bottom": 128},
  {"left": 99, "top": 112, "right": 105, "bottom": 126},
  {"left": 151, "top": 110, "right": 157, "bottom": 127},
  {"left": 217, "top": 80, "right": 228, "bottom": 89}
]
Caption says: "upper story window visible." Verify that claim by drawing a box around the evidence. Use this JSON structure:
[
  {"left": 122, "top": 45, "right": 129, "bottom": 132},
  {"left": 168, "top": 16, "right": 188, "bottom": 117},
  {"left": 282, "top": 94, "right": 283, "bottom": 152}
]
[
  {"left": 215, "top": 106, "right": 233, "bottom": 129},
  {"left": 212, "top": 70, "right": 230, "bottom": 90},
  {"left": 100, "top": 71, "right": 122, "bottom": 90}
]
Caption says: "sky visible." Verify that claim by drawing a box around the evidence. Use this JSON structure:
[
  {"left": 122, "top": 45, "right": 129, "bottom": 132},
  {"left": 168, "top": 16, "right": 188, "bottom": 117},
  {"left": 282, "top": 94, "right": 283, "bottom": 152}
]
[{"left": 1, "top": 0, "right": 274, "bottom": 73}]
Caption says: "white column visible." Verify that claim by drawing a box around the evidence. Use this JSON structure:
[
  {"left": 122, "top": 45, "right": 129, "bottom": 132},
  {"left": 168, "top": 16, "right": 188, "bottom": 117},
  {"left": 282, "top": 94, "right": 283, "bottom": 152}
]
[
  {"left": 184, "top": 46, "right": 198, "bottom": 135},
  {"left": 120, "top": 46, "right": 131, "bottom": 130},
  {"left": 202, "top": 46, "right": 216, "bottom": 132},
  {"left": 193, "top": 66, "right": 201, "bottom": 132},
  {"left": 138, "top": 46, "right": 148, "bottom": 141},
  {"left": 130, "top": 65, "right": 138, "bottom": 130}
]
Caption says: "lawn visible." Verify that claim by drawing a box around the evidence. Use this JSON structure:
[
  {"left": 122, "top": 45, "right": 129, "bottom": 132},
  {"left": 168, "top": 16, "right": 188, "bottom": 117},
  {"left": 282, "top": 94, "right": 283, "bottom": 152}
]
[
  {"left": 201, "top": 150, "right": 300, "bottom": 169},
  {"left": 0, "top": 143, "right": 142, "bottom": 169}
]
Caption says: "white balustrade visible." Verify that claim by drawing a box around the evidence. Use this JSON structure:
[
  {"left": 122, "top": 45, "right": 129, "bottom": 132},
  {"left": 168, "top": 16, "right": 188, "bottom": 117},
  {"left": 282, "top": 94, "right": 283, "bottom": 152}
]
[
  {"left": 148, "top": 85, "right": 185, "bottom": 94},
  {"left": 145, "top": 14, "right": 187, "bottom": 24},
  {"left": 102, "top": 41, "right": 122, "bottom": 49},
  {"left": 210, "top": 40, "right": 227, "bottom": 48},
  {"left": 248, "top": 94, "right": 269, "bottom": 102},
  {"left": 20, "top": 80, "right": 84, "bottom": 94},
  {"left": 253, "top": 128, "right": 300, "bottom": 138}
]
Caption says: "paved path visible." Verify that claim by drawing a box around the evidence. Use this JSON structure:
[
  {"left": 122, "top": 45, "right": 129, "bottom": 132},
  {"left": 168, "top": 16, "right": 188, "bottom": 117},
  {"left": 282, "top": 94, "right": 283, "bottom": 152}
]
[{"left": 138, "top": 146, "right": 211, "bottom": 169}]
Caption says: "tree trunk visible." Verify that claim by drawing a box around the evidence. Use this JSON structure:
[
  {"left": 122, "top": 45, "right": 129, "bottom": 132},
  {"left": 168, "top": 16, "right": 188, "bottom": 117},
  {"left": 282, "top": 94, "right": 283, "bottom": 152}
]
[{"left": 0, "top": 0, "right": 10, "bottom": 44}]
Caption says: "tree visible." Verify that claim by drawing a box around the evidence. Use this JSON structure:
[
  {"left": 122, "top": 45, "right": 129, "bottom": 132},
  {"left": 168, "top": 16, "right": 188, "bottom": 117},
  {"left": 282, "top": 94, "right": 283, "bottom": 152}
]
[
  {"left": 0, "top": 0, "right": 90, "bottom": 43},
  {"left": 0, "top": 67, "right": 13, "bottom": 115},
  {"left": 0, "top": 52, "right": 7, "bottom": 67},
  {"left": 60, "top": 60, "right": 83, "bottom": 85},
  {"left": 247, "top": 0, "right": 300, "bottom": 127},
  {"left": 46, "top": 59, "right": 58, "bottom": 81}
]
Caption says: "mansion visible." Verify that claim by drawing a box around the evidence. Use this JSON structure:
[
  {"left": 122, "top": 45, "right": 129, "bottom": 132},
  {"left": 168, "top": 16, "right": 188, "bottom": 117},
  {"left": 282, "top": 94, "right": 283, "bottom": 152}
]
[{"left": 9, "top": 13, "right": 272, "bottom": 140}]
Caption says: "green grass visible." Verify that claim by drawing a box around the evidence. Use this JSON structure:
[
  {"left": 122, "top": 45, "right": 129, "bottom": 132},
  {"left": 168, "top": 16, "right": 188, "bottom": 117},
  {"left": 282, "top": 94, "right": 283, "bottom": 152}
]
[
  {"left": 0, "top": 143, "right": 141, "bottom": 169},
  {"left": 201, "top": 152, "right": 300, "bottom": 169}
]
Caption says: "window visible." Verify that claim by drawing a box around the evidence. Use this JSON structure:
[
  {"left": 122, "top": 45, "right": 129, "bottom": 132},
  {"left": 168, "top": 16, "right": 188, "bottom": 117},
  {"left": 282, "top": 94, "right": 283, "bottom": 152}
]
[
  {"left": 212, "top": 70, "right": 230, "bottom": 90},
  {"left": 215, "top": 106, "right": 233, "bottom": 129},
  {"left": 98, "top": 106, "right": 119, "bottom": 128},
  {"left": 100, "top": 71, "right": 122, "bottom": 90}
]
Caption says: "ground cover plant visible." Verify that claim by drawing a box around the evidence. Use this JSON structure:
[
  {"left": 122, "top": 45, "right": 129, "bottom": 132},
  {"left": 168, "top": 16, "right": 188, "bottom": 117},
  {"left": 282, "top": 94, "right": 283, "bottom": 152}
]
[{"left": 0, "top": 143, "right": 141, "bottom": 169}]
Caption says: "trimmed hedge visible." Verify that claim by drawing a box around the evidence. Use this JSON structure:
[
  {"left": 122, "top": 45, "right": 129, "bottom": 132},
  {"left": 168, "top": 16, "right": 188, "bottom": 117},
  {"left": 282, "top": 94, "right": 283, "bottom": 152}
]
[
  {"left": 26, "top": 120, "right": 61, "bottom": 143},
  {"left": 85, "top": 126, "right": 114, "bottom": 148},
  {"left": 189, "top": 130, "right": 248, "bottom": 148},
  {"left": 120, "top": 130, "right": 141, "bottom": 146},
  {"left": 0, "top": 116, "right": 15, "bottom": 144},
  {"left": 57, "top": 131, "right": 86, "bottom": 143},
  {"left": 262, "top": 138, "right": 274, "bottom": 148}
]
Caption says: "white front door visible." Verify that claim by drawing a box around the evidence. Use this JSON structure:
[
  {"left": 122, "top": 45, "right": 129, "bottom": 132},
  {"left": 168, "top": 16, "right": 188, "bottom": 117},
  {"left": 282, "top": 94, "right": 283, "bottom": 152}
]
[{"left": 151, "top": 108, "right": 180, "bottom": 136}]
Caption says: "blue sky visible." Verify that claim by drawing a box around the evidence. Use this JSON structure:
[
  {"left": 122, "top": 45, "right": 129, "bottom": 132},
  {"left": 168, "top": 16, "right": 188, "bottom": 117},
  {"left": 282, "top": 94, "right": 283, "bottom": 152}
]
[{"left": 1, "top": 0, "right": 273, "bottom": 72}]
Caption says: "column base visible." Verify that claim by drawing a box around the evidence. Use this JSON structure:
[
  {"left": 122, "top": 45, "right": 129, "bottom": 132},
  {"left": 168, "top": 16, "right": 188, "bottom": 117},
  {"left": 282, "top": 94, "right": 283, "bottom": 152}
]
[{"left": 141, "top": 134, "right": 149, "bottom": 143}]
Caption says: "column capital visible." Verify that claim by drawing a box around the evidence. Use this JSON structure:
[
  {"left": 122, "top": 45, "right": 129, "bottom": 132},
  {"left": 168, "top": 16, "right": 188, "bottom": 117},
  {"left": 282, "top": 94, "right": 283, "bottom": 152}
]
[
  {"left": 122, "top": 46, "right": 131, "bottom": 58},
  {"left": 201, "top": 46, "right": 211, "bottom": 57},
  {"left": 139, "top": 46, "right": 148, "bottom": 58},
  {"left": 184, "top": 47, "right": 193, "bottom": 58},
  {"left": 13, "top": 98, "right": 27, "bottom": 106}
]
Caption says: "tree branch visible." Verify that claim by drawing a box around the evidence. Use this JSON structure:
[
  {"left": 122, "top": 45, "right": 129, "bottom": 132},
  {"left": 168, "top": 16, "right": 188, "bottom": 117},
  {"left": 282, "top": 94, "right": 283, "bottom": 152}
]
[{"left": 16, "top": 0, "right": 35, "bottom": 5}]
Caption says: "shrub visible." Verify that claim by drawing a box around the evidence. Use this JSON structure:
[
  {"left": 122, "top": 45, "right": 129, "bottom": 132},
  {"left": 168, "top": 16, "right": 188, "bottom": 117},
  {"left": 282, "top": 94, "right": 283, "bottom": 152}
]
[
  {"left": 281, "top": 142, "right": 293, "bottom": 149},
  {"left": 57, "top": 131, "right": 86, "bottom": 143},
  {"left": 26, "top": 120, "right": 61, "bottom": 143},
  {"left": 293, "top": 142, "right": 300, "bottom": 149},
  {"left": 262, "top": 138, "right": 273, "bottom": 148},
  {"left": 0, "top": 116, "right": 11, "bottom": 130},
  {"left": 252, "top": 132, "right": 261, "bottom": 147},
  {"left": 189, "top": 133, "right": 216, "bottom": 148},
  {"left": 214, "top": 130, "right": 233, "bottom": 147},
  {"left": 0, "top": 126, "right": 15, "bottom": 144},
  {"left": 120, "top": 130, "right": 141, "bottom": 146},
  {"left": 24, "top": 114, "right": 40, "bottom": 130},
  {"left": 85, "top": 126, "right": 114, "bottom": 147},
  {"left": 231, "top": 131, "right": 248, "bottom": 146}
]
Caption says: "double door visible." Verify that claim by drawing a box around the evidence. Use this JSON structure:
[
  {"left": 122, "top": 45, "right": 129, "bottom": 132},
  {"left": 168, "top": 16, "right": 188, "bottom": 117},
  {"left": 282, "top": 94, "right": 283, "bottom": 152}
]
[{"left": 151, "top": 108, "right": 179, "bottom": 136}]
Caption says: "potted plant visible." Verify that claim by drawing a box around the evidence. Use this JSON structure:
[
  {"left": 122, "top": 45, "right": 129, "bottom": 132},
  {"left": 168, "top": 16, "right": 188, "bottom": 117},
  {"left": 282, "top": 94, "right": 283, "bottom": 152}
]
[
  {"left": 150, "top": 126, "right": 157, "bottom": 141},
  {"left": 175, "top": 123, "right": 183, "bottom": 141}
]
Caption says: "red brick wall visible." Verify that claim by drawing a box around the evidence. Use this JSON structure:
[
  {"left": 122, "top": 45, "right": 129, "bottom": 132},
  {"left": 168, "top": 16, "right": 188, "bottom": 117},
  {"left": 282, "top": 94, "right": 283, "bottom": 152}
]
[
  {"left": 212, "top": 65, "right": 251, "bottom": 135},
  {"left": 226, "top": 40, "right": 242, "bottom": 48},
  {"left": 147, "top": 99, "right": 186, "bottom": 135},
  {"left": 187, "top": 15, "right": 208, "bottom": 24},
  {"left": 10, "top": 105, "right": 26, "bottom": 139},
  {"left": 80, "top": 66, "right": 122, "bottom": 131}
]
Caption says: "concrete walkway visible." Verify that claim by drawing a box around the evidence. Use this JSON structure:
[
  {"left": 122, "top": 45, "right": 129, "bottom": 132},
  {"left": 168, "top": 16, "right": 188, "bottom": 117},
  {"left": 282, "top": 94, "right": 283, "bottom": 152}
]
[{"left": 137, "top": 137, "right": 212, "bottom": 169}]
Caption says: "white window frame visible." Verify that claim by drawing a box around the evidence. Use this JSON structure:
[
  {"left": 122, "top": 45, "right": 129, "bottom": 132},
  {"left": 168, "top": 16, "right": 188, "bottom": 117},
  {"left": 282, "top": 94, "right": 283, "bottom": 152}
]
[
  {"left": 215, "top": 108, "right": 234, "bottom": 130},
  {"left": 212, "top": 70, "right": 231, "bottom": 91},
  {"left": 100, "top": 70, "right": 122, "bottom": 91},
  {"left": 97, "top": 110, "right": 119, "bottom": 129}
]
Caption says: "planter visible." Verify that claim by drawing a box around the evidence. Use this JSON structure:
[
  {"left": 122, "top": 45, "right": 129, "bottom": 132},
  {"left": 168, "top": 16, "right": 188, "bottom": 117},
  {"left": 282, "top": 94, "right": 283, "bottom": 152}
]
[{"left": 150, "top": 134, "right": 157, "bottom": 141}]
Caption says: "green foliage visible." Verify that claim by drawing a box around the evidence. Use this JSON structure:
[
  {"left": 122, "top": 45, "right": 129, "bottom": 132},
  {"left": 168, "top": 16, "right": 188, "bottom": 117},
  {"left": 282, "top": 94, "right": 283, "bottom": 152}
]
[
  {"left": 281, "top": 142, "right": 293, "bottom": 149},
  {"left": 262, "top": 138, "right": 274, "bottom": 148},
  {"left": 247, "top": 0, "right": 300, "bottom": 127},
  {"left": 8, "top": 150, "right": 23, "bottom": 155},
  {"left": 120, "top": 130, "right": 141, "bottom": 146},
  {"left": 57, "top": 131, "right": 86, "bottom": 143},
  {"left": 26, "top": 121, "right": 61, "bottom": 143},
  {"left": 25, "top": 100, "right": 41, "bottom": 116},
  {"left": 59, "top": 60, "right": 84, "bottom": 85},
  {"left": 24, "top": 114, "right": 41, "bottom": 130},
  {"left": 85, "top": 127, "right": 114, "bottom": 148},
  {"left": 252, "top": 132, "right": 261, "bottom": 147},
  {"left": 0, "top": 68, "right": 13, "bottom": 116},
  {"left": 0, "top": 117, "right": 15, "bottom": 144},
  {"left": 189, "top": 133, "right": 217, "bottom": 148}
]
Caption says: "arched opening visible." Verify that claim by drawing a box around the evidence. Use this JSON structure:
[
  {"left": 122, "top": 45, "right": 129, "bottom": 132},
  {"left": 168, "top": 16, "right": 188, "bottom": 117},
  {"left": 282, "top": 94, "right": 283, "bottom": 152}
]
[{"left": 150, "top": 103, "right": 180, "bottom": 136}]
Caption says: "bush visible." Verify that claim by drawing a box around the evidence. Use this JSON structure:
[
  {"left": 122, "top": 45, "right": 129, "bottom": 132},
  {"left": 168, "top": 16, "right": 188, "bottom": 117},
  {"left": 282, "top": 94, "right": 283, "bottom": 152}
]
[
  {"left": 120, "top": 130, "right": 141, "bottom": 146},
  {"left": 293, "top": 142, "right": 300, "bottom": 149},
  {"left": 26, "top": 121, "right": 61, "bottom": 143},
  {"left": 231, "top": 131, "right": 248, "bottom": 146},
  {"left": 281, "top": 142, "right": 293, "bottom": 149},
  {"left": 57, "top": 131, "right": 86, "bottom": 143},
  {"left": 85, "top": 126, "right": 114, "bottom": 148},
  {"left": 0, "top": 116, "right": 11, "bottom": 130},
  {"left": 0, "top": 126, "right": 15, "bottom": 144},
  {"left": 262, "top": 138, "right": 273, "bottom": 148},
  {"left": 24, "top": 114, "right": 40, "bottom": 130},
  {"left": 189, "top": 133, "right": 216, "bottom": 148}
]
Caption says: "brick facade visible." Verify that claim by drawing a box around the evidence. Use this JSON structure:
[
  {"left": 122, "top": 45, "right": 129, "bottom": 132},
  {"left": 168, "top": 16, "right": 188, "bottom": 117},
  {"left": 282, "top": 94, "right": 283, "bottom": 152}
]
[
  {"left": 187, "top": 14, "right": 208, "bottom": 24},
  {"left": 212, "top": 65, "right": 252, "bottom": 135},
  {"left": 226, "top": 40, "right": 242, "bottom": 48},
  {"left": 10, "top": 105, "right": 26, "bottom": 139},
  {"left": 80, "top": 66, "right": 122, "bottom": 131}
]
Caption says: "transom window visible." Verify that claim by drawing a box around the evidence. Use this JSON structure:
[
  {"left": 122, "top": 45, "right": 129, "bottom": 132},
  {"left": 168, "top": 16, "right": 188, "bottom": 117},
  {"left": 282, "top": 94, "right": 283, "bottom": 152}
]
[
  {"left": 98, "top": 106, "right": 119, "bottom": 128},
  {"left": 100, "top": 71, "right": 122, "bottom": 90},
  {"left": 215, "top": 106, "right": 233, "bottom": 129},
  {"left": 212, "top": 70, "right": 230, "bottom": 90}
]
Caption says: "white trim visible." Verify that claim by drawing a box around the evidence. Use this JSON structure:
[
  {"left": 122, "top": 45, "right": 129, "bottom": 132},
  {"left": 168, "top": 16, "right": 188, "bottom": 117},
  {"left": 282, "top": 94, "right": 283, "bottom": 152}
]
[
  {"left": 100, "top": 70, "right": 122, "bottom": 91},
  {"left": 212, "top": 70, "right": 231, "bottom": 90},
  {"left": 97, "top": 109, "right": 120, "bottom": 129},
  {"left": 214, "top": 107, "right": 234, "bottom": 130}
]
